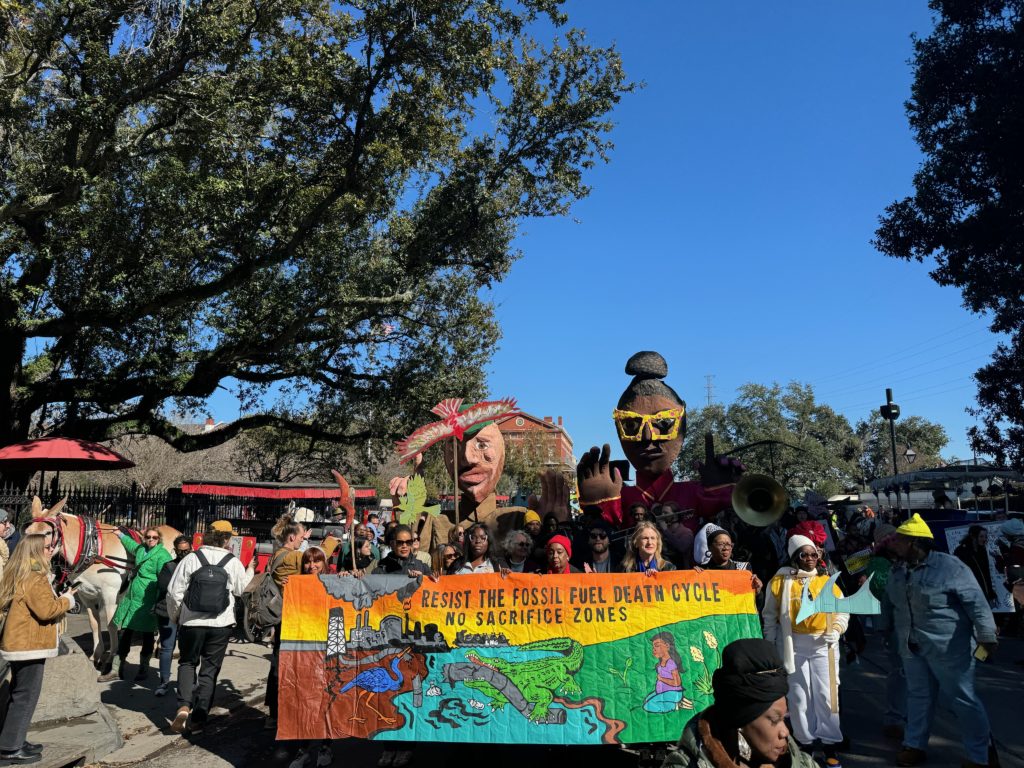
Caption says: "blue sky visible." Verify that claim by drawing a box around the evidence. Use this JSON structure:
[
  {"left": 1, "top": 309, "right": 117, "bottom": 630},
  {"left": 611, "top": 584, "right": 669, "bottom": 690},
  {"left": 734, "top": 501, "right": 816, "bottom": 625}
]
[{"left": 483, "top": 0, "right": 997, "bottom": 464}]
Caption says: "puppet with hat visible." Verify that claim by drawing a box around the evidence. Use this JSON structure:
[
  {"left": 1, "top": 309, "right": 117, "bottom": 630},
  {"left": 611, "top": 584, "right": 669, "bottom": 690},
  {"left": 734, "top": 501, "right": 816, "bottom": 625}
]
[
  {"left": 576, "top": 351, "right": 743, "bottom": 531},
  {"left": 391, "top": 398, "right": 569, "bottom": 551}
]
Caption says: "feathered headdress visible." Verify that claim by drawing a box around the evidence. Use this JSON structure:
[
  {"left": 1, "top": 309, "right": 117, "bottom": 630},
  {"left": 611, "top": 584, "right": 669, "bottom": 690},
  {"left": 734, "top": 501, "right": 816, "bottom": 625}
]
[{"left": 395, "top": 397, "right": 517, "bottom": 463}]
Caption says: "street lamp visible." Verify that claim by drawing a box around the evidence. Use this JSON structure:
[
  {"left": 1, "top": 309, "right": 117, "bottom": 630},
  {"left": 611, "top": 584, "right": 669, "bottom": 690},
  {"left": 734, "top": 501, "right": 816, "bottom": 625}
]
[
  {"left": 880, "top": 388, "right": 902, "bottom": 515},
  {"left": 904, "top": 446, "right": 917, "bottom": 465}
]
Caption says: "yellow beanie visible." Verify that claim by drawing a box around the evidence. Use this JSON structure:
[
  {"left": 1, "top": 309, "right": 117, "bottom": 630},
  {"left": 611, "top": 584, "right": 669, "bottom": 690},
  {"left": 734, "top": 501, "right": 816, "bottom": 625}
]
[
  {"left": 524, "top": 510, "right": 542, "bottom": 525},
  {"left": 895, "top": 513, "right": 933, "bottom": 539}
]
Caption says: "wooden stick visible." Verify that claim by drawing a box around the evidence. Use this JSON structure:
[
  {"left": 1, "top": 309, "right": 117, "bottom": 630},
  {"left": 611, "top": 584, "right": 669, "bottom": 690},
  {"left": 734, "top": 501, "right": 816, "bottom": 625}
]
[{"left": 453, "top": 437, "right": 459, "bottom": 526}]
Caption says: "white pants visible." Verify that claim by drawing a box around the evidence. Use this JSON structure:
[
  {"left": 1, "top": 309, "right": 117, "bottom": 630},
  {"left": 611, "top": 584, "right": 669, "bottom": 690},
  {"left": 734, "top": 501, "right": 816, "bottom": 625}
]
[{"left": 787, "top": 632, "right": 842, "bottom": 746}]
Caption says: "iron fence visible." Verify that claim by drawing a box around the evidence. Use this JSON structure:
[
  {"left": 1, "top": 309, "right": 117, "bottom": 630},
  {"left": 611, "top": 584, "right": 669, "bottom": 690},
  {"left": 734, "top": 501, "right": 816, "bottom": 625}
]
[{"left": 0, "top": 483, "right": 362, "bottom": 539}]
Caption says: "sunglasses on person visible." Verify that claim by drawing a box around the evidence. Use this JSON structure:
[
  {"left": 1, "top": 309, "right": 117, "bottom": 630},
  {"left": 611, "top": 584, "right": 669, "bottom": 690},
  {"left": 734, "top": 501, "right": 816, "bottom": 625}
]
[
  {"left": 443, "top": 552, "right": 459, "bottom": 561},
  {"left": 394, "top": 537, "right": 413, "bottom": 547},
  {"left": 589, "top": 531, "right": 609, "bottom": 540},
  {"left": 612, "top": 408, "right": 685, "bottom": 441},
  {"left": 797, "top": 550, "right": 819, "bottom": 560},
  {"left": 144, "top": 535, "right": 160, "bottom": 541}
]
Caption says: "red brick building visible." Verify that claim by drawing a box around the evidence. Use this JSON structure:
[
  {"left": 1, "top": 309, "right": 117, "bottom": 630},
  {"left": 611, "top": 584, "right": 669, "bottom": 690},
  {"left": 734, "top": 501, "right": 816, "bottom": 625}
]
[{"left": 495, "top": 412, "right": 575, "bottom": 471}]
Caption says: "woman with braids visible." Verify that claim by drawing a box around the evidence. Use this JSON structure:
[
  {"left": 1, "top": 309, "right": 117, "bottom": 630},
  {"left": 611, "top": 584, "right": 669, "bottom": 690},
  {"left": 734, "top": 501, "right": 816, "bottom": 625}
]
[
  {"left": 619, "top": 521, "right": 676, "bottom": 575},
  {"left": 663, "top": 638, "right": 817, "bottom": 768},
  {"left": 576, "top": 352, "right": 742, "bottom": 533},
  {"left": 0, "top": 535, "right": 77, "bottom": 763}
]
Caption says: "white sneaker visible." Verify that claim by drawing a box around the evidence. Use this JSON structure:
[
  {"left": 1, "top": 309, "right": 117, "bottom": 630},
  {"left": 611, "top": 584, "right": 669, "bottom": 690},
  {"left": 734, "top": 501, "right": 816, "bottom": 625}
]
[
  {"left": 317, "top": 745, "right": 333, "bottom": 767},
  {"left": 287, "top": 749, "right": 310, "bottom": 768}
]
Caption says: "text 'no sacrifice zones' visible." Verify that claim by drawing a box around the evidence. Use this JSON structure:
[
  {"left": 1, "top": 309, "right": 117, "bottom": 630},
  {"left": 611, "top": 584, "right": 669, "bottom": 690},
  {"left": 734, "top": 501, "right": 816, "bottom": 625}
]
[{"left": 419, "top": 582, "right": 723, "bottom": 627}]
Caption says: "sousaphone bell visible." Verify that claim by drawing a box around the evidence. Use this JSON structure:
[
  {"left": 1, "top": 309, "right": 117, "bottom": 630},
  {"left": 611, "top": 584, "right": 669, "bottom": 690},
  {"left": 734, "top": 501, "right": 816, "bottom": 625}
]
[{"left": 732, "top": 473, "right": 788, "bottom": 527}]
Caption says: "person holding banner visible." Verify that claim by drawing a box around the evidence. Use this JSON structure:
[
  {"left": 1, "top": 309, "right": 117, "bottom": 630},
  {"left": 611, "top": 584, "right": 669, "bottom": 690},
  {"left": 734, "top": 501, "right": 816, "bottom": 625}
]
[
  {"left": 762, "top": 535, "right": 848, "bottom": 767},
  {"left": 619, "top": 522, "right": 676, "bottom": 574},
  {"left": 663, "top": 638, "right": 817, "bottom": 768}
]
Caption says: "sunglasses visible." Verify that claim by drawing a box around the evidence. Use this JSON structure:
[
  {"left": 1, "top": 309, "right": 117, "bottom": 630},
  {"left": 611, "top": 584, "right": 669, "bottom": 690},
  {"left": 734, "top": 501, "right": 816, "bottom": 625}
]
[
  {"left": 443, "top": 553, "right": 458, "bottom": 560},
  {"left": 144, "top": 535, "right": 160, "bottom": 541},
  {"left": 797, "top": 551, "right": 819, "bottom": 559},
  {"left": 612, "top": 408, "right": 685, "bottom": 441},
  {"left": 394, "top": 538, "right": 413, "bottom": 546},
  {"left": 589, "top": 531, "right": 609, "bottom": 539}
]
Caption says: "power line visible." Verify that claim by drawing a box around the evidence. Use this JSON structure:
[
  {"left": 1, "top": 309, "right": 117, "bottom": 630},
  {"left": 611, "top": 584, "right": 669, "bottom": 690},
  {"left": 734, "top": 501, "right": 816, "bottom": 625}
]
[{"left": 815, "top": 349, "right": 990, "bottom": 400}]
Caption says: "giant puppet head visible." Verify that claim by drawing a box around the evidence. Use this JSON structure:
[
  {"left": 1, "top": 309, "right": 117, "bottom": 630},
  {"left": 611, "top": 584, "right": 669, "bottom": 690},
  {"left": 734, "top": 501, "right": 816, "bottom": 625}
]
[
  {"left": 442, "top": 421, "right": 506, "bottom": 504},
  {"left": 613, "top": 351, "right": 687, "bottom": 478}
]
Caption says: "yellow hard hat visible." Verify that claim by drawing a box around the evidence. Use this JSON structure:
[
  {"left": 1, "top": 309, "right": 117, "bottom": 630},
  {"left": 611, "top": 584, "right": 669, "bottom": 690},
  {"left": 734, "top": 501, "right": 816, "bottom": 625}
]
[{"left": 895, "top": 513, "right": 933, "bottom": 539}]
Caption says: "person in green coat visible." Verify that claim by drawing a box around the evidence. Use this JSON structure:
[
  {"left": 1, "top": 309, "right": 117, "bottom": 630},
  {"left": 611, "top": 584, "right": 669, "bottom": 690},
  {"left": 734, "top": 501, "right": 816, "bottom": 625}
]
[{"left": 99, "top": 527, "right": 172, "bottom": 683}]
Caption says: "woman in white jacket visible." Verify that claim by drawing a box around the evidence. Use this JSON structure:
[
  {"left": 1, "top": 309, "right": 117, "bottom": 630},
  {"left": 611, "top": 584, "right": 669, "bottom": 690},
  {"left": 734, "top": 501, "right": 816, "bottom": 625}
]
[{"left": 762, "top": 534, "right": 848, "bottom": 767}]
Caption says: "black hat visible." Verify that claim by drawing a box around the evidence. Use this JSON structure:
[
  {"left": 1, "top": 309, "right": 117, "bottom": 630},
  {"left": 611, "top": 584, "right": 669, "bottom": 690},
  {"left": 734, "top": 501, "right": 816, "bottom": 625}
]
[{"left": 712, "top": 639, "right": 789, "bottom": 727}]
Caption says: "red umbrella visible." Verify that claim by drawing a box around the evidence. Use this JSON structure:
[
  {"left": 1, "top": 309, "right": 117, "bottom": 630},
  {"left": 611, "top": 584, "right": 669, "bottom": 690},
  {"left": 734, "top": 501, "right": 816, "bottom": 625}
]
[{"left": 0, "top": 437, "right": 135, "bottom": 471}]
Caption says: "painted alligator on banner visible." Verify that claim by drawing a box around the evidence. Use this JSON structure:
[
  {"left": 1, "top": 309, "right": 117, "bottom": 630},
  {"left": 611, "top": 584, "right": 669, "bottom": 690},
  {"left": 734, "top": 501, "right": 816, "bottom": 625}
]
[{"left": 444, "top": 637, "right": 584, "bottom": 723}]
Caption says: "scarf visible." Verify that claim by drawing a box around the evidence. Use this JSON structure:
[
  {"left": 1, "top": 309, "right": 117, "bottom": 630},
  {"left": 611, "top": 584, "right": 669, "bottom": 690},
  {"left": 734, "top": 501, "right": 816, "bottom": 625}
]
[{"left": 774, "top": 566, "right": 818, "bottom": 674}]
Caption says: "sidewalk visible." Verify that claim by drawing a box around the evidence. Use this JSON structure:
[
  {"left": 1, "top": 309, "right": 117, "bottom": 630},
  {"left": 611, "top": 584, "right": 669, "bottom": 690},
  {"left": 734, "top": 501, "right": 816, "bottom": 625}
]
[{"left": 26, "top": 614, "right": 272, "bottom": 768}]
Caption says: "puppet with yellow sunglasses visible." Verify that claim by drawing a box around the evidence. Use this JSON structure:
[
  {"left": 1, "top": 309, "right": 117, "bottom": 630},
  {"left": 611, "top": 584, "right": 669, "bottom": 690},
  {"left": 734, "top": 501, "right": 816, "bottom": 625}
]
[{"left": 576, "top": 351, "right": 744, "bottom": 534}]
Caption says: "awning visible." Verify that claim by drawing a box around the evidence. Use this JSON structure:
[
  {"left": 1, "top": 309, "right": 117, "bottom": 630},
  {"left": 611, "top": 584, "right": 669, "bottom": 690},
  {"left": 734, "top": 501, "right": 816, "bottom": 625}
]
[
  {"left": 181, "top": 480, "right": 377, "bottom": 500},
  {"left": 869, "top": 462, "right": 1022, "bottom": 492}
]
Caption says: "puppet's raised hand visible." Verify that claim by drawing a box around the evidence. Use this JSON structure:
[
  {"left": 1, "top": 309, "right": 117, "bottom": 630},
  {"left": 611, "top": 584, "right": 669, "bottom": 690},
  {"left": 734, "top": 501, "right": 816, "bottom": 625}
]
[
  {"left": 389, "top": 452, "right": 424, "bottom": 502},
  {"left": 526, "top": 470, "right": 571, "bottom": 522},
  {"left": 577, "top": 444, "right": 623, "bottom": 504},
  {"left": 696, "top": 433, "right": 745, "bottom": 488}
]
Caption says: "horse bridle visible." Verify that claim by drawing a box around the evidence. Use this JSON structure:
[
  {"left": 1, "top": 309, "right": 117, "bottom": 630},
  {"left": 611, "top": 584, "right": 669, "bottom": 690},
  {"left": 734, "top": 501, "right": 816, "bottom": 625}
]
[{"left": 38, "top": 513, "right": 131, "bottom": 588}]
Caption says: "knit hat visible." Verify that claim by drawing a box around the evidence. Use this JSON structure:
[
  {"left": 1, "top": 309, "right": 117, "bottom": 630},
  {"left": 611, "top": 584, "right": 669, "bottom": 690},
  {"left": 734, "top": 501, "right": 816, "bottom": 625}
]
[
  {"left": 1000, "top": 518, "right": 1024, "bottom": 539},
  {"left": 788, "top": 520, "right": 826, "bottom": 547},
  {"left": 546, "top": 534, "right": 572, "bottom": 560},
  {"left": 895, "top": 513, "right": 934, "bottom": 539},
  {"left": 523, "top": 510, "right": 542, "bottom": 525},
  {"left": 711, "top": 639, "right": 789, "bottom": 727},
  {"left": 787, "top": 534, "right": 816, "bottom": 559}
]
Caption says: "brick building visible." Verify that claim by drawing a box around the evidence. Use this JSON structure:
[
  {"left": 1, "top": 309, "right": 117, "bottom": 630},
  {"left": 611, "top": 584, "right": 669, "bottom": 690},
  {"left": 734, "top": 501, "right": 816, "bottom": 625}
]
[{"left": 495, "top": 412, "right": 575, "bottom": 471}]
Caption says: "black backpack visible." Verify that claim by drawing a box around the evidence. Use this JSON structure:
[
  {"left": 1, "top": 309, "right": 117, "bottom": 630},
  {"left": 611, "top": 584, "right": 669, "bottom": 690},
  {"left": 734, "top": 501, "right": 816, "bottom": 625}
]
[{"left": 183, "top": 550, "right": 234, "bottom": 614}]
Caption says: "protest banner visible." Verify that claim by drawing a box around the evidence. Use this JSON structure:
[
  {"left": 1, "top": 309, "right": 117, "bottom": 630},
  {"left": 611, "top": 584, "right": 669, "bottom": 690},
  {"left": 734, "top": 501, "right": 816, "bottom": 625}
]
[
  {"left": 943, "top": 522, "right": 1015, "bottom": 614},
  {"left": 277, "top": 570, "right": 760, "bottom": 745}
]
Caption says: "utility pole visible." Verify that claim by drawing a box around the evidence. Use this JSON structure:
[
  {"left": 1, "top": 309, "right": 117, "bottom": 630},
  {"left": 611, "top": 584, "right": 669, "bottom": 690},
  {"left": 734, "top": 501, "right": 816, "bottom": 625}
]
[
  {"left": 705, "top": 374, "right": 715, "bottom": 407},
  {"left": 879, "top": 388, "right": 903, "bottom": 518}
]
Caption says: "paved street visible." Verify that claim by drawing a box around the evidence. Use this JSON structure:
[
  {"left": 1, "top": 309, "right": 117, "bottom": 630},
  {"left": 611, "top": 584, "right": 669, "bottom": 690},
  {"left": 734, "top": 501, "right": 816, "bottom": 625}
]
[{"left": 50, "top": 611, "right": 1022, "bottom": 768}]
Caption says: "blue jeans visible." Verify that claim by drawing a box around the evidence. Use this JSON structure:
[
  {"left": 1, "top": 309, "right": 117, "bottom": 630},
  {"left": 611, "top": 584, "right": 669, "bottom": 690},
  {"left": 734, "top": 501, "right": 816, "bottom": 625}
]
[
  {"left": 157, "top": 615, "right": 179, "bottom": 685},
  {"left": 882, "top": 630, "right": 907, "bottom": 726},
  {"left": 902, "top": 647, "right": 989, "bottom": 762}
]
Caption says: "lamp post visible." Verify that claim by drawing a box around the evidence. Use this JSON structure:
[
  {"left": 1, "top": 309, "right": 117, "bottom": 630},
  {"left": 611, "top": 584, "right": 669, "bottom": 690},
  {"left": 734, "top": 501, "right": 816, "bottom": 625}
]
[
  {"left": 880, "top": 388, "right": 902, "bottom": 517},
  {"left": 904, "top": 446, "right": 917, "bottom": 466}
]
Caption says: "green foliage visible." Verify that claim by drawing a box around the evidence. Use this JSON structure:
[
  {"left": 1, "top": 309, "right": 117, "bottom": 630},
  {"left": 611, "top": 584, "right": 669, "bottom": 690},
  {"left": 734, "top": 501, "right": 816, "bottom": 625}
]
[
  {"left": 676, "top": 383, "right": 859, "bottom": 498},
  {"left": 498, "top": 430, "right": 551, "bottom": 497},
  {"left": 854, "top": 411, "right": 948, "bottom": 480},
  {"left": 873, "top": 0, "right": 1024, "bottom": 469},
  {"left": 0, "top": 0, "right": 633, "bottom": 470}
]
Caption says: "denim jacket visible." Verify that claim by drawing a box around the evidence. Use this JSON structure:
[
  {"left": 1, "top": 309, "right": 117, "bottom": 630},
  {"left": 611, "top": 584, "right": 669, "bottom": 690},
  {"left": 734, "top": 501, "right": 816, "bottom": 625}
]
[{"left": 887, "top": 550, "right": 997, "bottom": 659}]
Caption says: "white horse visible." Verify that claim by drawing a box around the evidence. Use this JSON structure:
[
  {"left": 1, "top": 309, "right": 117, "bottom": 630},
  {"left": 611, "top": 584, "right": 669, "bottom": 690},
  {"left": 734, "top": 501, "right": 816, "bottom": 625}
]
[{"left": 25, "top": 497, "right": 180, "bottom": 671}]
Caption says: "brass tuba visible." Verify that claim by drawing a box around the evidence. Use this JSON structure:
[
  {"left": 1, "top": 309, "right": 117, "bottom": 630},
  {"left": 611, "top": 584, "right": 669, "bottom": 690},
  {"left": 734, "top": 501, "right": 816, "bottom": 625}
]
[{"left": 731, "top": 473, "right": 788, "bottom": 527}]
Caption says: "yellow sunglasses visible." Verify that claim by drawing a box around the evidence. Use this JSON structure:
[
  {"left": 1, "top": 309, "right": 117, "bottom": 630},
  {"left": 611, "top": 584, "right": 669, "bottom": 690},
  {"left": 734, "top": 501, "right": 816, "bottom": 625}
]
[{"left": 612, "top": 408, "right": 685, "bottom": 441}]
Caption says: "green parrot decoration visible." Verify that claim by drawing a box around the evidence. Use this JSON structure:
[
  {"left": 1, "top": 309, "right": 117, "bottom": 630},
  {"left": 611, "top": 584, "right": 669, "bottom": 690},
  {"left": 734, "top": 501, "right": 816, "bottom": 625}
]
[{"left": 396, "top": 475, "right": 442, "bottom": 525}]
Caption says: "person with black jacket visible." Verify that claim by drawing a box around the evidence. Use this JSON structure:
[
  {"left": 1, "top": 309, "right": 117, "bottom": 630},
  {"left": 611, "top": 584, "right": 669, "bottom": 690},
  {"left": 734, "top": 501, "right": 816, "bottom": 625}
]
[
  {"left": 154, "top": 536, "right": 192, "bottom": 697},
  {"left": 373, "top": 526, "right": 430, "bottom": 577},
  {"left": 954, "top": 525, "right": 997, "bottom": 604}
]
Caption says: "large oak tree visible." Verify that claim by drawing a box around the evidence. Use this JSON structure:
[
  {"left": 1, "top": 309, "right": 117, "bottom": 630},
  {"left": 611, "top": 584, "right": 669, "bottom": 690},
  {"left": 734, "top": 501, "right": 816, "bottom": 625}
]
[
  {"left": 0, "top": 0, "right": 631, "bottom": 482},
  {"left": 873, "top": 0, "right": 1024, "bottom": 469}
]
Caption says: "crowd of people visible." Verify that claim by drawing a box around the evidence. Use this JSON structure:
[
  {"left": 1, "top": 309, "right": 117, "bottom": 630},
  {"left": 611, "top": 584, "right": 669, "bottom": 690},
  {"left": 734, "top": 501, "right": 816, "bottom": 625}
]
[{"left": 0, "top": 348, "right": 1020, "bottom": 768}]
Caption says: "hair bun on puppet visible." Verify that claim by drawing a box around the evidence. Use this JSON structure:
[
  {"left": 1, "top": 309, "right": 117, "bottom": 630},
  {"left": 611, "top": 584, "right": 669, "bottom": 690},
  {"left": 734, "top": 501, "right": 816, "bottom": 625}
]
[{"left": 624, "top": 351, "right": 668, "bottom": 380}]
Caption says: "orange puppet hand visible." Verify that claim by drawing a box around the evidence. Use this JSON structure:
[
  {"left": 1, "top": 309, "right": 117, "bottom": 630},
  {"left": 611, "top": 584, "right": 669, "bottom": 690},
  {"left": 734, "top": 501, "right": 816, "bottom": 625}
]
[{"left": 331, "top": 470, "right": 356, "bottom": 522}]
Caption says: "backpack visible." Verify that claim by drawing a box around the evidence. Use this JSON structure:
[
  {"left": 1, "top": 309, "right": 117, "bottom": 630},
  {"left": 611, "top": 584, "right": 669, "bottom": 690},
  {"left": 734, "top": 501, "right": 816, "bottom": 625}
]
[
  {"left": 183, "top": 550, "right": 234, "bottom": 614},
  {"left": 244, "top": 550, "right": 286, "bottom": 629}
]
